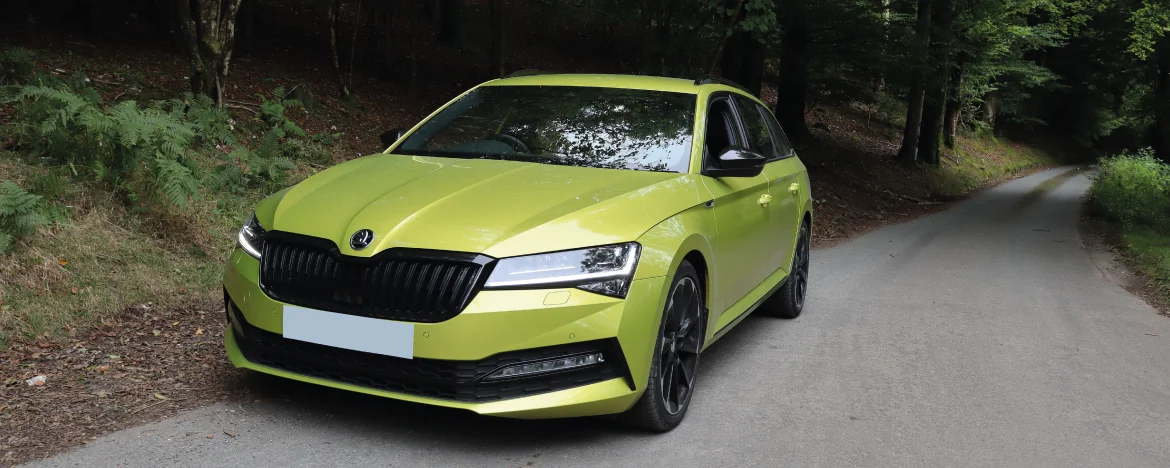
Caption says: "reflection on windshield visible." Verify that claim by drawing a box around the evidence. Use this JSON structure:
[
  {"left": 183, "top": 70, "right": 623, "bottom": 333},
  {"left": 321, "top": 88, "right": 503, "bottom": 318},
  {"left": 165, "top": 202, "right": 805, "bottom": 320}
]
[{"left": 393, "top": 86, "right": 697, "bottom": 173}]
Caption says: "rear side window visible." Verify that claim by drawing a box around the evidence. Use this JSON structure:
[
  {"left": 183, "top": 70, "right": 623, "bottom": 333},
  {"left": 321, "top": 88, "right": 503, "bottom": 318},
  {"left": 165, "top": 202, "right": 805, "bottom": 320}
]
[
  {"left": 756, "top": 103, "right": 795, "bottom": 160},
  {"left": 731, "top": 95, "right": 782, "bottom": 160}
]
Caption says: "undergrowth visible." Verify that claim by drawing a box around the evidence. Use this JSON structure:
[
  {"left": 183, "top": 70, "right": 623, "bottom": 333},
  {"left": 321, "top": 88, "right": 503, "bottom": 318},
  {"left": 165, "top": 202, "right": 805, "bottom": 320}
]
[
  {"left": 1089, "top": 149, "right": 1170, "bottom": 304},
  {"left": 925, "top": 135, "right": 1065, "bottom": 197},
  {"left": 0, "top": 69, "right": 335, "bottom": 346}
]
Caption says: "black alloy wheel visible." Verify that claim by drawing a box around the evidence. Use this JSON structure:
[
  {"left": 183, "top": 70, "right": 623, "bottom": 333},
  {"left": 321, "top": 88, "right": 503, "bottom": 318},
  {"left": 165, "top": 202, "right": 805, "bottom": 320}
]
[
  {"left": 764, "top": 220, "right": 810, "bottom": 319},
  {"left": 792, "top": 223, "right": 810, "bottom": 310},
  {"left": 620, "top": 261, "right": 704, "bottom": 432},
  {"left": 659, "top": 275, "right": 702, "bottom": 415}
]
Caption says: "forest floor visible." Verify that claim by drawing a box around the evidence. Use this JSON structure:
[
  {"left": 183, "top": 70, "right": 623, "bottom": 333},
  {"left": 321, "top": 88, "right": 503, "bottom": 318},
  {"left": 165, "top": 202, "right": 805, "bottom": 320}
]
[{"left": 0, "top": 30, "right": 1089, "bottom": 465}]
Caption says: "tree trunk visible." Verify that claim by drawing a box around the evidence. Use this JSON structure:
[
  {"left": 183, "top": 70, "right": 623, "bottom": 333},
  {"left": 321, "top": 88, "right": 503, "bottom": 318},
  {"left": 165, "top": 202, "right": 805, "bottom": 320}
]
[
  {"left": 897, "top": 0, "right": 932, "bottom": 164},
  {"left": 175, "top": 0, "right": 245, "bottom": 108},
  {"left": 918, "top": 81, "right": 946, "bottom": 166},
  {"left": 874, "top": 0, "right": 891, "bottom": 92},
  {"left": 943, "top": 58, "right": 964, "bottom": 149},
  {"left": 236, "top": 0, "right": 257, "bottom": 52},
  {"left": 982, "top": 90, "right": 998, "bottom": 131},
  {"left": 915, "top": 0, "right": 953, "bottom": 167},
  {"left": 373, "top": 0, "right": 396, "bottom": 80},
  {"left": 1155, "top": 42, "right": 1170, "bottom": 163},
  {"left": 707, "top": 0, "right": 745, "bottom": 75},
  {"left": 409, "top": 0, "right": 418, "bottom": 86},
  {"left": 328, "top": 0, "right": 352, "bottom": 98},
  {"left": 653, "top": 0, "right": 672, "bottom": 75},
  {"left": 775, "top": 0, "right": 810, "bottom": 142},
  {"left": 489, "top": 0, "right": 504, "bottom": 78},
  {"left": 721, "top": 13, "right": 767, "bottom": 96},
  {"left": 436, "top": 0, "right": 463, "bottom": 49}
]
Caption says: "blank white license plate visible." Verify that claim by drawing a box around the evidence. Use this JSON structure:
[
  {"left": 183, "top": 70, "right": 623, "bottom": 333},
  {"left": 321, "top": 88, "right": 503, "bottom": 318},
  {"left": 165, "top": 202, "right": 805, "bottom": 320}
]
[{"left": 282, "top": 305, "right": 414, "bottom": 359}]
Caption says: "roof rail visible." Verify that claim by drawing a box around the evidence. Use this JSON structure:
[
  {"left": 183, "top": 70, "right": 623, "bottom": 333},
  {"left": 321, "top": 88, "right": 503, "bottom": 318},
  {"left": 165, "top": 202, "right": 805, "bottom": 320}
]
[
  {"left": 694, "top": 74, "right": 749, "bottom": 93},
  {"left": 505, "top": 69, "right": 552, "bottom": 78}
]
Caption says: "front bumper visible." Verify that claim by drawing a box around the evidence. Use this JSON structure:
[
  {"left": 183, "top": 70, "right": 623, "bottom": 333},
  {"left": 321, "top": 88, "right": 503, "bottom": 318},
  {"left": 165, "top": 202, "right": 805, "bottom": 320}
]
[{"left": 223, "top": 248, "right": 669, "bottom": 419}]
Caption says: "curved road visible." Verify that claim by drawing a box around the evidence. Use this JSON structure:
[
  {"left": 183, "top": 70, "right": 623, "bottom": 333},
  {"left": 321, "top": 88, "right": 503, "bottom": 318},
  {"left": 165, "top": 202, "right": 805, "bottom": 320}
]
[{"left": 29, "top": 167, "right": 1170, "bottom": 467}]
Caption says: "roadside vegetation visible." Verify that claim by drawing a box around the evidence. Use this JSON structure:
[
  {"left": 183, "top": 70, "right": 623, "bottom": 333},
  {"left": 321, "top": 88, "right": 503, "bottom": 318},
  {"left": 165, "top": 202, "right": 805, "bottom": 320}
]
[
  {"left": 1089, "top": 149, "right": 1170, "bottom": 305},
  {"left": 0, "top": 47, "right": 335, "bottom": 347}
]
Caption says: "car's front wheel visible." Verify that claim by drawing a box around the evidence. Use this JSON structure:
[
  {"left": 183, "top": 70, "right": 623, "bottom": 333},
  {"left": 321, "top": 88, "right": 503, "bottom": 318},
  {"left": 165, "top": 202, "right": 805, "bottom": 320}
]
[{"left": 620, "top": 260, "right": 704, "bottom": 432}]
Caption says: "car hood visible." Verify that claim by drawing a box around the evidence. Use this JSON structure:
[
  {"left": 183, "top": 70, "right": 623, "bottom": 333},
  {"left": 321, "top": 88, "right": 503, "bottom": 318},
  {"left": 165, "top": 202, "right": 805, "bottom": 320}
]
[{"left": 254, "top": 154, "right": 708, "bottom": 258}]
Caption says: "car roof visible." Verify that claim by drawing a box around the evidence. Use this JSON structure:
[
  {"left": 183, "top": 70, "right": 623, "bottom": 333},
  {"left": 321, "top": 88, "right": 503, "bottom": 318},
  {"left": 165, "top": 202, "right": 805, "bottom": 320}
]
[{"left": 480, "top": 73, "right": 708, "bottom": 95}]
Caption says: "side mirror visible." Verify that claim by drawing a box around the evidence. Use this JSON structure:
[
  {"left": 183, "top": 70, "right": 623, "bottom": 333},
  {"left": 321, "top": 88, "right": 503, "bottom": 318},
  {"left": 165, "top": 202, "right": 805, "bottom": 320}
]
[
  {"left": 705, "top": 146, "right": 766, "bottom": 178},
  {"left": 381, "top": 128, "right": 407, "bottom": 148}
]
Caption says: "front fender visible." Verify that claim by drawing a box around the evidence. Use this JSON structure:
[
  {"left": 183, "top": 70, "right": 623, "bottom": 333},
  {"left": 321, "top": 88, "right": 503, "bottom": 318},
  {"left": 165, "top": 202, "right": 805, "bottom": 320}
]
[{"left": 629, "top": 205, "right": 718, "bottom": 360}]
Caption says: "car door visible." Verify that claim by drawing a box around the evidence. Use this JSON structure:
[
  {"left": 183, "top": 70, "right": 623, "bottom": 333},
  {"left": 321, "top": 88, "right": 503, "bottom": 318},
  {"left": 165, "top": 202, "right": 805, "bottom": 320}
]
[
  {"left": 699, "top": 93, "right": 775, "bottom": 326},
  {"left": 731, "top": 94, "right": 804, "bottom": 277}
]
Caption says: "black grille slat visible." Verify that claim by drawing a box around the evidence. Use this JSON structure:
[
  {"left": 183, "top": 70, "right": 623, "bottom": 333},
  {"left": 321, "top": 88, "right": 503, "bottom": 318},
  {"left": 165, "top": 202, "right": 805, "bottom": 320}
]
[{"left": 259, "top": 233, "right": 490, "bottom": 323}]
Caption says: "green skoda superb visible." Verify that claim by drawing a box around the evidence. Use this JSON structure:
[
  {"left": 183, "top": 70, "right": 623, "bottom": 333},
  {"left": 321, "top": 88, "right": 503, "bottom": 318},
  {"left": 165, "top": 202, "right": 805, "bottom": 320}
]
[{"left": 223, "top": 73, "right": 813, "bottom": 431}]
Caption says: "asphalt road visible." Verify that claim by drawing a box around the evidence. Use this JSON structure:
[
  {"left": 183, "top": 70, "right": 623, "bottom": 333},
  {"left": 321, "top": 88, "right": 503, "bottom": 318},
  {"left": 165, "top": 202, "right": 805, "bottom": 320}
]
[{"left": 28, "top": 167, "right": 1170, "bottom": 467}]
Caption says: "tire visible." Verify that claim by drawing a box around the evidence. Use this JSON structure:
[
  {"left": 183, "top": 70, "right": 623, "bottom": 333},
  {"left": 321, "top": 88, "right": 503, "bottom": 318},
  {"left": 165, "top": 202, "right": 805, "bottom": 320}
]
[
  {"left": 619, "top": 260, "right": 705, "bottom": 432},
  {"left": 763, "top": 220, "right": 810, "bottom": 319}
]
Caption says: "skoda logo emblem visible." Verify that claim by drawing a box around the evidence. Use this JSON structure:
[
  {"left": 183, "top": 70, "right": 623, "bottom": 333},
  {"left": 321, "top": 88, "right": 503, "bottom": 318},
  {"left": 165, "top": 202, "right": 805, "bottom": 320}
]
[{"left": 349, "top": 229, "right": 375, "bottom": 250}]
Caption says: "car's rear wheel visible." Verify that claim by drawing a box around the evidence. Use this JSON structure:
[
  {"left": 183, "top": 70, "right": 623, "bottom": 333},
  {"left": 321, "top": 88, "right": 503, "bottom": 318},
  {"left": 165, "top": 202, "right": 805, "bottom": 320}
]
[
  {"left": 620, "top": 260, "right": 704, "bottom": 432},
  {"left": 763, "top": 220, "right": 810, "bottom": 319}
]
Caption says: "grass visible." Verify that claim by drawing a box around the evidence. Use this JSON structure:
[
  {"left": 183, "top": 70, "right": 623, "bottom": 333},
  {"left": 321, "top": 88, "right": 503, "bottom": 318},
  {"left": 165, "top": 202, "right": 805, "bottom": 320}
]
[
  {"left": 1087, "top": 150, "right": 1170, "bottom": 307},
  {"left": 925, "top": 134, "right": 1068, "bottom": 197},
  {"left": 0, "top": 155, "right": 264, "bottom": 347},
  {"left": 1121, "top": 228, "right": 1170, "bottom": 302}
]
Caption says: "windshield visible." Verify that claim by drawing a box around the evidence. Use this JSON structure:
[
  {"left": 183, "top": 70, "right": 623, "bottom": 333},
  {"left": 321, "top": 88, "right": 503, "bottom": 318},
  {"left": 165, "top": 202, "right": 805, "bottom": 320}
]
[{"left": 392, "top": 86, "right": 697, "bottom": 173}]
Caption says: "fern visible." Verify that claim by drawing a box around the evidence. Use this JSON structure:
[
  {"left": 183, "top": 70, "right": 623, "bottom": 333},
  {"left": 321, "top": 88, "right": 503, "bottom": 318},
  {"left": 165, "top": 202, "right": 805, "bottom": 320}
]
[
  {"left": 259, "top": 87, "right": 307, "bottom": 138},
  {"left": 0, "top": 47, "right": 35, "bottom": 85},
  {"left": 0, "top": 180, "right": 49, "bottom": 253},
  {"left": 8, "top": 83, "right": 203, "bottom": 210},
  {"left": 159, "top": 93, "right": 236, "bottom": 146},
  {"left": 152, "top": 157, "right": 199, "bottom": 208}
]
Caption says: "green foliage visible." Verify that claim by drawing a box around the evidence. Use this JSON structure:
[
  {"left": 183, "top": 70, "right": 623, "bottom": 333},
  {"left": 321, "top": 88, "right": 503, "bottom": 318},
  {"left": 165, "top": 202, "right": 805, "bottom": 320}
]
[
  {"left": 4, "top": 79, "right": 310, "bottom": 209},
  {"left": 162, "top": 93, "right": 236, "bottom": 146},
  {"left": 0, "top": 180, "right": 49, "bottom": 253},
  {"left": 1089, "top": 149, "right": 1170, "bottom": 229},
  {"left": 259, "top": 87, "right": 306, "bottom": 138},
  {"left": 1128, "top": 0, "right": 1170, "bottom": 59},
  {"left": 283, "top": 138, "right": 333, "bottom": 166},
  {"left": 0, "top": 47, "right": 35, "bottom": 85},
  {"left": 206, "top": 128, "right": 297, "bottom": 193},
  {"left": 1120, "top": 227, "right": 1170, "bottom": 300}
]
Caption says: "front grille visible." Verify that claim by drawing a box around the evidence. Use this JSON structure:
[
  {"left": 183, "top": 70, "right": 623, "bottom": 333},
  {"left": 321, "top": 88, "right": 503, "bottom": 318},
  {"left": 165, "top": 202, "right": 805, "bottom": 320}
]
[
  {"left": 258, "top": 232, "right": 492, "bottom": 323},
  {"left": 227, "top": 296, "right": 627, "bottom": 402}
]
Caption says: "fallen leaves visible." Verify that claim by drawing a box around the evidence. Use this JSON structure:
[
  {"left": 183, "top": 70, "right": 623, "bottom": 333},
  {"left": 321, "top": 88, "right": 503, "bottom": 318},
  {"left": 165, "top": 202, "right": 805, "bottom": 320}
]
[{"left": 0, "top": 302, "right": 247, "bottom": 465}]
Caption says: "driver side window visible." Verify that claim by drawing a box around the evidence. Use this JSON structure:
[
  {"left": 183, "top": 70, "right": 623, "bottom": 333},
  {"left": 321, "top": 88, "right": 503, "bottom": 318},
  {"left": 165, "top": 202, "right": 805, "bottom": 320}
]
[{"left": 703, "top": 97, "right": 742, "bottom": 171}]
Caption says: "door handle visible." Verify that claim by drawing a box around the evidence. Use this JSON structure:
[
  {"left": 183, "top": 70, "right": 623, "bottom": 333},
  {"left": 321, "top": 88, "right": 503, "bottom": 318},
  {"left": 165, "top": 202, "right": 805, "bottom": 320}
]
[
  {"left": 758, "top": 194, "right": 773, "bottom": 207},
  {"left": 789, "top": 182, "right": 800, "bottom": 195}
]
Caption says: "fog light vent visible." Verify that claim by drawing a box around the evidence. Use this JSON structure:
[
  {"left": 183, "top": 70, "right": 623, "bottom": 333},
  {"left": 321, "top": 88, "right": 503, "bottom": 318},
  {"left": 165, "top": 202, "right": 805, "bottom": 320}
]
[{"left": 485, "top": 353, "right": 605, "bottom": 380}]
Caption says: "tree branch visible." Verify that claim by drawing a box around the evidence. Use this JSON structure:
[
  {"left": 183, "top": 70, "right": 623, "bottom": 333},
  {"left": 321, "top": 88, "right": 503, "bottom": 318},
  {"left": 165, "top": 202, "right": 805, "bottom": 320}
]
[{"left": 708, "top": 0, "right": 745, "bottom": 75}]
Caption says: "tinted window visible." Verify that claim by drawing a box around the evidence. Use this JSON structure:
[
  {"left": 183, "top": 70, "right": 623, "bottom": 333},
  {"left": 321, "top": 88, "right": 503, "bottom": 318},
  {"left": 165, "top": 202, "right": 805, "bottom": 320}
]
[
  {"left": 756, "top": 103, "right": 795, "bottom": 159},
  {"left": 732, "top": 95, "right": 781, "bottom": 160},
  {"left": 394, "top": 86, "right": 697, "bottom": 173}
]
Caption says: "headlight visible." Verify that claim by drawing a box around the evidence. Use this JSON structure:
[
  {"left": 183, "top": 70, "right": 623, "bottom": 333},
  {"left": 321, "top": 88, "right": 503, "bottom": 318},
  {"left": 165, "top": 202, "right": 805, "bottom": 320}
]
[
  {"left": 237, "top": 213, "right": 267, "bottom": 259},
  {"left": 483, "top": 243, "right": 641, "bottom": 298}
]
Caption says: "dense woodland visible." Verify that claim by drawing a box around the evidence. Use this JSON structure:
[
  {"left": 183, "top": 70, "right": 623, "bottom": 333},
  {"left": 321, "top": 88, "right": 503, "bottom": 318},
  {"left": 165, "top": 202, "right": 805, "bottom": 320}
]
[{"left": 1, "top": 0, "right": 1167, "bottom": 164}]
